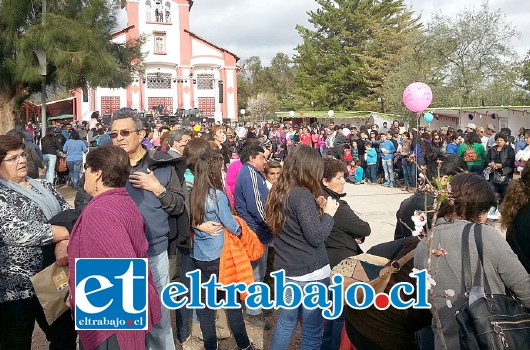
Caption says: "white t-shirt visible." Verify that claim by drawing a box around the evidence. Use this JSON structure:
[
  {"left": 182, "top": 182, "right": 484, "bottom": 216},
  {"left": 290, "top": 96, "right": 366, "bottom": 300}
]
[{"left": 288, "top": 264, "right": 331, "bottom": 282}]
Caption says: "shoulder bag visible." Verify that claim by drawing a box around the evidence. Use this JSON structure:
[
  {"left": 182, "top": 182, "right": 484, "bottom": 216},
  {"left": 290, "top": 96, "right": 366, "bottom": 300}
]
[
  {"left": 56, "top": 141, "right": 73, "bottom": 173},
  {"left": 331, "top": 249, "right": 415, "bottom": 299},
  {"left": 455, "top": 224, "right": 530, "bottom": 350}
]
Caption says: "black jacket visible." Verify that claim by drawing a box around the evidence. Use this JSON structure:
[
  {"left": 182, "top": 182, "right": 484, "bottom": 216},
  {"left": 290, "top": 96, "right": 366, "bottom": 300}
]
[
  {"left": 322, "top": 185, "right": 371, "bottom": 268},
  {"left": 394, "top": 192, "right": 434, "bottom": 240}
]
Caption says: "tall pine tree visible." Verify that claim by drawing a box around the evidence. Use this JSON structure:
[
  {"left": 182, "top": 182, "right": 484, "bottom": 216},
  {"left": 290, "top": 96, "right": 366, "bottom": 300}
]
[
  {"left": 294, "top": 0, "right": 418, "bottom": 110},
  {"left": 0, "top": 0, "right": 142, "bottom": 132}
]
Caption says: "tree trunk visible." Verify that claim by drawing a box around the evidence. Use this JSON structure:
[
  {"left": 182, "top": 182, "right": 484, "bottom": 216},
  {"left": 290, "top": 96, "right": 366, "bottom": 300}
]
[{"left": 0, "top": 88, "right": 28, "bottom": 135}]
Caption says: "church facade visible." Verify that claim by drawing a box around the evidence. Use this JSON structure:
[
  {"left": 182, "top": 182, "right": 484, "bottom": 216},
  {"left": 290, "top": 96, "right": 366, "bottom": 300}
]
[{"left": 75, "top": 0, "right": 239, "bottom": 121}]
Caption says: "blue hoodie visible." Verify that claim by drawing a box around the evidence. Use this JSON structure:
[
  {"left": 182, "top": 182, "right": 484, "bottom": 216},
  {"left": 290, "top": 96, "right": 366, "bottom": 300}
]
[{"left": 381, "top": 140, "right": 396, "bottom": 160}]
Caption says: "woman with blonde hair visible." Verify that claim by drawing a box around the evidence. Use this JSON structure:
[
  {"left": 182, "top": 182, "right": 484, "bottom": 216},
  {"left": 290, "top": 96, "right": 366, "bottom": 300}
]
[
  {"left": 266, "top": 145, "right": 339, "bottom": 349},
  {"left": 501, "top": 160, "right": 530, "bottom": 273}
]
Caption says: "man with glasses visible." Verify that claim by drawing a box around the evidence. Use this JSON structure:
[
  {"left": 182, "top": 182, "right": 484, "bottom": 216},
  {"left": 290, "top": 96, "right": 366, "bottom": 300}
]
[{"left": 110, "top": 108, "right": 186, "bottom": 350}]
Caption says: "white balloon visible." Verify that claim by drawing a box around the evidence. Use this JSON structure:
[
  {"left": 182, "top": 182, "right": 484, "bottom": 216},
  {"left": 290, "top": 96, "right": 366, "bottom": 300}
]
[
  {"left": 342, "top": 128, "right": 351, "bottom": 137},
  {"left": 235, "top": 126, "right": 248, "bottom": 139}
]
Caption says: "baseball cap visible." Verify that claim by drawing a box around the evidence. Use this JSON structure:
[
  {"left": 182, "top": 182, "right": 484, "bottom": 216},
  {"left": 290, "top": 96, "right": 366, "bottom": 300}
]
[
  {"left": 466, "top": 123, "right": 477, "bottom": 130},
  {"left": 486, "top": 124, "right": 496, "bottom": 131}
]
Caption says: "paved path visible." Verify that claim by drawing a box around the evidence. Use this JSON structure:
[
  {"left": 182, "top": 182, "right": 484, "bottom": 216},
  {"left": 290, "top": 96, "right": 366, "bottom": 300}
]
[{"left": 342, "top": 183, "right": 411, "bottom": 250}]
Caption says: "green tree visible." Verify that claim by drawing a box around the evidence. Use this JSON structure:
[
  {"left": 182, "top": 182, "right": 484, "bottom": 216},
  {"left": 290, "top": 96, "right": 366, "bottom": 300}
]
[
  {"left": 0, "top": 0, "right": 142, "bottom": 133},
  {"left": 425, "top": 2, "right": 519, "bottom": 106},
  {"left": 520, "top": 51, "right": 530, "bottom": 104},
  {"left": 294, "top": 0, "right": 418, "bottom": 111},
  {"left": 237, "top": 54, "right": 298, "bottom": 112}
]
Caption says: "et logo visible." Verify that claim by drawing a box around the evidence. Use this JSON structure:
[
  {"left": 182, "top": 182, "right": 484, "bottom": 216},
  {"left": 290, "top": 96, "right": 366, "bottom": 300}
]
[{"left": 74, "top": 259, "right": 148, "bottom": 330}]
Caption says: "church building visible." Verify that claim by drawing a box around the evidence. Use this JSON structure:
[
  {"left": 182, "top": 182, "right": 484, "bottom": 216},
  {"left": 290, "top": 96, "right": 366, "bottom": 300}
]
[{"left": 74, "top": 0, "right": 239, "bottom": 121}]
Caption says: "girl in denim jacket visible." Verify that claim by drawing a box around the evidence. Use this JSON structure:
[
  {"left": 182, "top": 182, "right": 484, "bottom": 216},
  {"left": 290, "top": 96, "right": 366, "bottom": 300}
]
[{"left": 189, "top": 150, "right": 257, "bottom": 350}]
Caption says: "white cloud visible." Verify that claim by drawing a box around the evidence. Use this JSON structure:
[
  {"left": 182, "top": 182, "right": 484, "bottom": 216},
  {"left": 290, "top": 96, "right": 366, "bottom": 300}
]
[{"left": 189, "top": 0, "right": 529, "bottom": 63}]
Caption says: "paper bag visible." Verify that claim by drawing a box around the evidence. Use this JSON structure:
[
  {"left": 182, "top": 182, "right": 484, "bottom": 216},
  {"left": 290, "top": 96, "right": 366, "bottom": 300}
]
[{"left": 30, "top": 264, "right": 70, "bottom": 325}]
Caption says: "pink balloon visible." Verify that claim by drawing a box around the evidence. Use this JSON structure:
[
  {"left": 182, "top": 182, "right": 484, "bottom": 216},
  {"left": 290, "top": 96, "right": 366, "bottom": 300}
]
[{"left": 402, "top": 82, "right": 433, "bottom": 113}]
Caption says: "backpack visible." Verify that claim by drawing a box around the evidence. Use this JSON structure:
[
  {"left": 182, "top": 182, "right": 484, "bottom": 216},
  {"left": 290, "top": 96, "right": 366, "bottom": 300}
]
[{"left": 463, "top": 145, "right": 478, "bottom": 162}]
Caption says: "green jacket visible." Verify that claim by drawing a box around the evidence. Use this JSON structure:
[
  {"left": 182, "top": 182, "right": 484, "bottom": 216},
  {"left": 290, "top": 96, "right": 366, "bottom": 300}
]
[{"left": 457, "top": 142, "right": 487, "bottom": 165}]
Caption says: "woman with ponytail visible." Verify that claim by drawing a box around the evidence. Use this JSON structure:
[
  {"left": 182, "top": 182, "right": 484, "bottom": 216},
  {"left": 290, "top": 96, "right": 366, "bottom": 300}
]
[{"left": 501, "top": 161, "right": 530, "bottom": 273}]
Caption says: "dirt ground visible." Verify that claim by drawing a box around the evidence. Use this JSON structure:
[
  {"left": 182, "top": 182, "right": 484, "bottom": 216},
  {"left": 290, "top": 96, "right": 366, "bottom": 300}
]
[{"left": 32, "top": 308, "right": 300, "bottom": 349}]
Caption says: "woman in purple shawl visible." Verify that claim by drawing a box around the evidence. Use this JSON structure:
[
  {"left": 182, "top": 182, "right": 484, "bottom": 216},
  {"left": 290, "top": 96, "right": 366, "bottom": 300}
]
[{"left": 68, "top": 146, "right": 161, "bottom": 350}]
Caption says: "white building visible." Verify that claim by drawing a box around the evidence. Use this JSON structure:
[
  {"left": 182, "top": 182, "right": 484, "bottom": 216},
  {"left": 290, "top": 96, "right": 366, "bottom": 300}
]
[{"left": 75, "top": 0, "right": 239, "bottom": 122}]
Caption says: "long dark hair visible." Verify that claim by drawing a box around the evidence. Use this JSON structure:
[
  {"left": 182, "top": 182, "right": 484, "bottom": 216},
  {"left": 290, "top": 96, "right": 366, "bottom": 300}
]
[
  {"left": 266, "top": 145, "right": 323, "bottom": 235},
  {"left": 189, "top": 150, "right": 224, "bottom": 227},
  {"left": 438, "top": 173, "right": 497, "bottom": 223},
  {"left": 501, "top": 161, "right": 530, "bottom": 234}
]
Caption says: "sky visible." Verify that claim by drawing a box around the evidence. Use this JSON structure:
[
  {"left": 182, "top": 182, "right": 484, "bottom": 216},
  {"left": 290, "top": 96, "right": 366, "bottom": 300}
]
[{"left": 189, "top": 0, "right": 530, "bottom": 65}]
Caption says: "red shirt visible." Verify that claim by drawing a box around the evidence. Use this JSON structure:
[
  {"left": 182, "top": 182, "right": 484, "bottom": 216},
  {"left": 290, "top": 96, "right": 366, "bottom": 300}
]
[{"left": 301, "top": 133, "right": 312, "bottom": 146}]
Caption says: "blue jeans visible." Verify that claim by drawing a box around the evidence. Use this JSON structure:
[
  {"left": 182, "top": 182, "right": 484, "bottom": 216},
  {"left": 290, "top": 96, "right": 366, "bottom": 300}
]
[
  {"left": 402, "top": 160, "right": 416, "bottom": 187},
  {"left": 382, "top": 158, "right": 394, "bottom": 182},
  {"left": 366, "top": 164, "right": 377, "bottom": 182},
  {"left": 66, "top": 160, "right": 82, "bottom": 189},
  {"left": 321, "top": 310, "right": 345, "bottom": 350},
  {"left": 246, "top": 242, "right": 269, "bottom": 316},
  {"left": 193, "top": 258, "right": 250, "bottom": 350},
  {"left": 146, "top": 251, "right": 175, "bottom": 350},
  {"left": 270, "top": 277, "right": 330, "bottom": 350},
  {"left": 42, "top": 154, "right": 57, "bottom": 184}
]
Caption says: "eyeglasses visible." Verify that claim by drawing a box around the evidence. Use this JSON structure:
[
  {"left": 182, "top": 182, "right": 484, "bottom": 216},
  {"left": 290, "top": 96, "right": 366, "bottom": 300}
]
[
  {"left": 109, "top": 130, "right": 141, "bottom": 139},
  {"left": 3, "top": 151, "right": 28, "bottom": 162}
]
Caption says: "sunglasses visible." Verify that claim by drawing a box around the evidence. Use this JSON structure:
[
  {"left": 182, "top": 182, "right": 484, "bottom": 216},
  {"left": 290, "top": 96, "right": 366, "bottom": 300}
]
[{"left": 109, "top": 129, "right": 141, "bottom": 139}]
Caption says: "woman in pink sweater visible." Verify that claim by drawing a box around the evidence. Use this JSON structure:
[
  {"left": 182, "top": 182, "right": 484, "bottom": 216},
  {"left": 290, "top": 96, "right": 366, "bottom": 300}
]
[{"left": 68, "top": 146, "right": 161, "bottom": 350}]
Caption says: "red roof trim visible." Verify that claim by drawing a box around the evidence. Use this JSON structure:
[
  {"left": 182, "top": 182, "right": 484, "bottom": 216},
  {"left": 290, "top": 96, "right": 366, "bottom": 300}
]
[{"left": 184, "top": 29, "right": 240, "bottom": 61}]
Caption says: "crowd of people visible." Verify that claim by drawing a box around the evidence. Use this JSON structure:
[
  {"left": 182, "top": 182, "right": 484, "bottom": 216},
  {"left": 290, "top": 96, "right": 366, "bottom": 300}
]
[{"left": 1, "top": 110, "right": 530, "bottom": 350}]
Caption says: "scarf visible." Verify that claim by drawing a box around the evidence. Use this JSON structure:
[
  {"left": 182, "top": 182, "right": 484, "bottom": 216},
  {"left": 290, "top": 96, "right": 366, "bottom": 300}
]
[{"left": 0, "top": 177, "right": 62, "bottom": 220}]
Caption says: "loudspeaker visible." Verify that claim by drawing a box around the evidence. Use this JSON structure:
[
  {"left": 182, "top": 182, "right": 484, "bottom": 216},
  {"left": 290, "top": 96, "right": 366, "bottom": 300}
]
[{"left": 218, "top": 81, "right": 223, "bottom": 104}]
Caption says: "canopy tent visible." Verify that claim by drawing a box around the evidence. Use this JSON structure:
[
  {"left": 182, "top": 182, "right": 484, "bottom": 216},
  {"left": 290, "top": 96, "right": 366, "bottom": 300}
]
[
  {"left": 422, "top": 106, "right": 530, "bottom": 133},
  {"left": 273, "top": 111, "right": 398, "bottom": 126}
]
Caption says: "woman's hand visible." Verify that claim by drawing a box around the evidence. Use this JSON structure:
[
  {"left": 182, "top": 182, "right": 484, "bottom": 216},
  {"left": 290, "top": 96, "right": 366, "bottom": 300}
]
[
  {"left": 194, "top": 221, "right": 223, "bottom": 236},
  {"left": 316, "top": 196, "right": 327, "bottom": 210},
  {"left": 323, "top": 196, "right": 339, "bottom": 216},
  {"left": 55, "top": 240, "right": 69, "bottom": 266},
  {"left": 51, "top": 225, "right": 69, "bottom": 242}
]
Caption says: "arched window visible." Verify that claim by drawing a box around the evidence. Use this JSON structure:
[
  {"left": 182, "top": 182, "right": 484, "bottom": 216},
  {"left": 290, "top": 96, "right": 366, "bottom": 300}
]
[
  {"left": 154, "top": 0, "right": 162, "bottom": 22},
  {"left": 164, "top": 2, "right": 171, "bottom": 22},
  {"left": 145, "top": 0, "right": 151, "bottom": 22}
]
